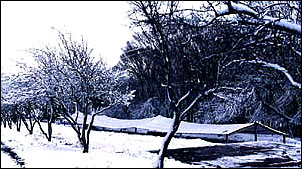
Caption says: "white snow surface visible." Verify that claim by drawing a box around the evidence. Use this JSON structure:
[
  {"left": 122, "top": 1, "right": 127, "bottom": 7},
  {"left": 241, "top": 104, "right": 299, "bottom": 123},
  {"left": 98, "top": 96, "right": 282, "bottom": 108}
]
[
  {"left": 216, "top": 2, "right": 301, "bottom": 35},
  {"left": 230, "top": 2, "right": 258, "bottom": 16},
  {"left": 217, "top": 2, "right": 257, "bottom": 16},
  {"left": 216, "top": 4, "right": 229, "bottom": 15},
  {"left": 1, "top": 152, "right": 19, "bottom": 168},
  {"left": 1, "top": 124, "right": 217, "bottom": 168},
  {"left": 263, "top": 16, "right": 301, "bottom": 34},
  {"left": 74, "top": 114, "right": 254, "bottom": 135},
  {"left": 1, "top": 122, "right": 301, "bottom": 168}
]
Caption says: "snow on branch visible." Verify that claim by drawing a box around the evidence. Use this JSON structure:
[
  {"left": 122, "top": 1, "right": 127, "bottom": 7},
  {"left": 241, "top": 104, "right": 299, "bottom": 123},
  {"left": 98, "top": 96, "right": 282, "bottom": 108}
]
[
  {"left": 218, "top": 86, "right": 243, "bottom": 91},
  {"left": 290, "top": 46, "right": 301, "bottom": 56},
  {"left": 216, "top": 2, "right": 301, "bottom": 35},
  {"left": 220, "top": 59, "right": 301, "bottom": 89},
  {"left": 217, "top": 2, "right": 257, "bottom": 17},
  {"left": 176, "top": 90, "right": 191, "bottom": 107},
  {"left": 257, "top": 16, "right": 301, "bottom": 35},
  {"left": 180, "top": 93, "right": 202, "bottom": 120},
  {"left": 212, "top": 92, "right": 237, "bottom": 103},
  {"left": 248, "top": 60, "right": 301, "bottom": 89},
  {"left": 230, "top": 2, "right": 258, "bottom": 17},
  {"left": 270, "top": 19, "right": 301, "bottom": 35}
]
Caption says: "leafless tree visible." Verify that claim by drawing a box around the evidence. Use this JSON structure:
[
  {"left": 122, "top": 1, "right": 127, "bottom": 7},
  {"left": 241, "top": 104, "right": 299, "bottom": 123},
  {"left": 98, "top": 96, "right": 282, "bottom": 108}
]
[{"left": 26, "top": 29, "right": 135, "bottom": 152}]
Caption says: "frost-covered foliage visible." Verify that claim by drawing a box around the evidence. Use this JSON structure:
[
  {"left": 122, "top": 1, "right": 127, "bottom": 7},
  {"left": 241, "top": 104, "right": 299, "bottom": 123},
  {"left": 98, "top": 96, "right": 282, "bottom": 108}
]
[
  {"left": 246, "top": 87, "right": 301, "bottom": 137},
  {"left": 128, "top": 97, "right": 169, "bottom": 119},
  {"left": 1, "top": 72, "right": 45, "bottom": 105},
  {"left": 104, "top": 97, "right": 169, "bottom": 119},
  {"left": 197, "top": 88, "right": 253, "bottom": 124},
  {"left": 131, "top": 98, "right": 162, "bottom": 119},
  {"left": 1, "top": 72, "right": 48, "bottom": 133},
  {"left": 28, "top": 30, "right": 136, "bottom": 152},
  {"left": 25, "top": 30, "right": 135, "bottom": 116}
]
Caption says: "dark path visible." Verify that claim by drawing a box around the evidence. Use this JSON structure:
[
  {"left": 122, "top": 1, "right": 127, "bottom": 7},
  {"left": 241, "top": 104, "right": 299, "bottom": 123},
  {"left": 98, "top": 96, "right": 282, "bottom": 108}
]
[
  {"left": 149, "top": 142, "right": 301, "bottom": 168},
  {"left": 1, "top": 142, "right": 25, "bottom": 168}
]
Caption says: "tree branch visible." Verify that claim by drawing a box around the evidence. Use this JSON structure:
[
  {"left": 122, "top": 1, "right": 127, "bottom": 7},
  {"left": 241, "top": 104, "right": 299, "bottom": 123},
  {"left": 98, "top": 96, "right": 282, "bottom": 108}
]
[
  {"left": 176, "top": 90, "right": 191, "bottom": 107},
  {"left": 248, "top": 60, "right": 301, "bottom": 89},
  {"left": 180, "top": 93, "right": 202, "bottom": 120}
]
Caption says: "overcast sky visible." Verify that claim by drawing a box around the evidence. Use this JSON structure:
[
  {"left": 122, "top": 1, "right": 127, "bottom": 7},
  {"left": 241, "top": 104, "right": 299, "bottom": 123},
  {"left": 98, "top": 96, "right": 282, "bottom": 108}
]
[
  {"left": 1, "top": 1, "right": 134, "bottom": 74},
  {"left": 1, "top": 1, "right": 202, "bottom": 75}
]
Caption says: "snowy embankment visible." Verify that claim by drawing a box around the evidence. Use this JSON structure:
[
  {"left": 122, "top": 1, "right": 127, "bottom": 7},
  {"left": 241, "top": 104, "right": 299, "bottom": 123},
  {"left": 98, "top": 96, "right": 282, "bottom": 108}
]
[{"left": 1, "top": 123, "right": 216, "bottom": 168}]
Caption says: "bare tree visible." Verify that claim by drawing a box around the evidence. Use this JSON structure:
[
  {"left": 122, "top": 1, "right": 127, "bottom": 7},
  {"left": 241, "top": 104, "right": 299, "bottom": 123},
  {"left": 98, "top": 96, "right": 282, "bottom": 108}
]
[
  {"left": 1, "top": 72, "right": 41, "bottom": 134},
  {"left": 27, "top": 29, "right": 135, "bottom": 153},
  {"left": 128, "top": 2, "right": 207, "bottom": 167}
]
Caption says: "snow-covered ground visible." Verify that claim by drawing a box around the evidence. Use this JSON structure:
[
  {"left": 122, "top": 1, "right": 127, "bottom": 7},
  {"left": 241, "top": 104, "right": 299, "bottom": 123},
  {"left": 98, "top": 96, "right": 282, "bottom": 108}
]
[
  {"left": 1, "top": 123, "right": 217, "bottom": 168},
  {"left": 1, "top": 123, "right": 301, "bottom": 168},
  {"left": 1, "top": 152, "right": 19, "bottom": 168}
]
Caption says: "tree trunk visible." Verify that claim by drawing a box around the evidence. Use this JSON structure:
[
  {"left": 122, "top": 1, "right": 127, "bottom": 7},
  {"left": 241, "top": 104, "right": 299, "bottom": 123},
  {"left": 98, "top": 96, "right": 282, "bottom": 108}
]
[
  {"left": 83, "top": 143, "right": 89, "bottom": 153},
  {"left": 47, "top": 100, "right": 54, "bottom": 142},
  {"left": 21, "top": 117, "right": 34, "bottom": 135},
  {"left": 15, "top": 106, "right": 21, "bottom": 132},
  {"left": 16, "top": 116, "right": 21, "bottom": 132},
  {"left": 154, "top": 111, "right": 181, "bottom": 168},
  {"left": 47, "top": 121, "right": 52, "bottom": 142},
  {"left": 3, "top": 119, "right": 7, "bottom": 128},
  {"left": 8, "top": 119, "right": 12, "bottom": 129},
  {"left": 81, "top": 100, "right": 89, "bottom": 153}
]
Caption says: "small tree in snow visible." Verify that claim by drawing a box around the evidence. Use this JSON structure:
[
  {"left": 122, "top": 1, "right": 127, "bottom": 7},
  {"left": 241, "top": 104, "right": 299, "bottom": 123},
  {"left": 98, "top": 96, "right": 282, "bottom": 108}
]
[
  {"left": 27, "top": 29, "right": 135, "bottom": 153},
  {"left": 1, "top": 72, "right": 42, "bottom": 134}
]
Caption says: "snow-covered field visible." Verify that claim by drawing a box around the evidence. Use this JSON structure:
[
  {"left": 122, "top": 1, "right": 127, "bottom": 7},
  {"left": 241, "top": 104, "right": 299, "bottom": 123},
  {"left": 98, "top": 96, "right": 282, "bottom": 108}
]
[
  {"left": 1, "top": 151, "right": 19, "bottom": 168},
  {"left": 1, "top": 123, "right": 217, "bottom": 168},
  {"left": 1, "top": 123, "right": 301, "bottom": 168}
]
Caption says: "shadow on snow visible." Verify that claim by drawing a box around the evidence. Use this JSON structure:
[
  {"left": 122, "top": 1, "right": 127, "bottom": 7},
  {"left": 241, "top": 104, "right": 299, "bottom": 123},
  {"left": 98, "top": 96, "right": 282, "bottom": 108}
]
[{"left": 149, "top": 142, "right": 301, "bottom": 168}]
